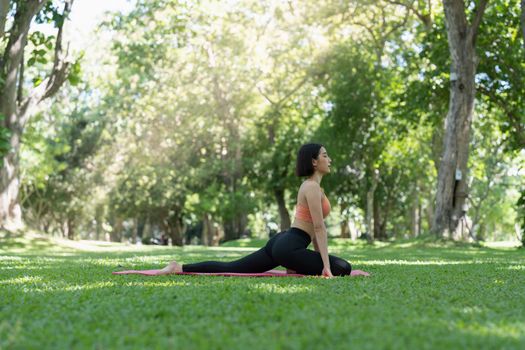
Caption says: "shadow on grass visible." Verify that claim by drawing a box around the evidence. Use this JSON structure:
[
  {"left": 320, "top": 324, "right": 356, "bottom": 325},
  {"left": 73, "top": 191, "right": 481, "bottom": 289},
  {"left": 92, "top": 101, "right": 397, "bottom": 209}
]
[{"left": 0, "top": 230, "right": 58, "bottom": 251}]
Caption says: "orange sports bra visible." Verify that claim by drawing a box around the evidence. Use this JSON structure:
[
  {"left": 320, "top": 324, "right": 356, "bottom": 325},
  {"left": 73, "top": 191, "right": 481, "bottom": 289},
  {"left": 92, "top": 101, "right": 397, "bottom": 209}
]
[{"left": 295, "top": 195, "right": 331, "bottom": 223}]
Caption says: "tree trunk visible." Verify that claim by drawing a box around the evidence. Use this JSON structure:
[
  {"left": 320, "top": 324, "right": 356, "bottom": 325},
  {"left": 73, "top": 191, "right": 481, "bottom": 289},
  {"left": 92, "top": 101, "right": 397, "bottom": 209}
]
[
  {"left": 417, "top": 202, "right": 422, "bottom": 236},
  {"left": 432, "top": 0, "right": 488, "bottom": 237},
  {"left": 0, "top": 0, "right": 43, "bottom": 229},
  {"left": 411, "top": 185, "right": 420, "bottom": 237},
  {"left": 223, "top": 220, "right": 235, "bottom": 241},
  {"left": 365, "top": 169, "right": 379, "bottom": 243},
  {"left": 202, "top": 212, "right": 216, "bottom": 246},
  {"left": 67, "top": 216, "right": 74, "bottom": 240},
  {"left": 366, "top": 188, "right": 374, "bottom": 242},
  {"left": 373, "top": 190, "right": 390, "bottom": 241},
  {"left": 0, "top": 129, "right": 23, "bottom": 229},
  {"left": 0, "top": 0, "right": 74, "bottom": 229},
  {"left": 131, "top": 218, "right": 138, "bottom": 244},
  {"left": 274, "top": 188, "right": 290, "bottom": 231},
  {"left": 164, "top": 214, "right": 184, "bottom": 246},
  {"left": 212, "top": 224, "right": 223, "bottom": 246},
  {"left": 373, "top": 197, "right": 381, "bottom": 240},
  {"left": 94, "top": 206, "right": 101, "bottom": 240},
  {"left": 110, "top": 217, "right": 123, "bottom": 242},
  {"left": 170, "top": 223, "right": 184, "bottom": 246},
  {"left": 426, "top": 186, "right": 434, "bottom": 231},
  {"left": 0, "top": 0, "right": 11, "bottom": 39},
  {"left": 202, "top": 213, "right": 209, "bottom": 246},
  {"left": 223, "top": 212, "right": 247, "bottom": 242},
  {"left": 340, "top": 220, "right": 350, "bottom": 238},
  {"left": 380, "top": 193, "right": 392, "bottom": 240},
  {"left": 339, "top": 202, "right": 350, "bottom": 238}
]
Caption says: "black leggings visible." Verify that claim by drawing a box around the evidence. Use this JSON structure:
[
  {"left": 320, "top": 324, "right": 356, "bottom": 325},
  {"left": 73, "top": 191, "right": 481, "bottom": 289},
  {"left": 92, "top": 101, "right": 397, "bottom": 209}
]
[{"left": 182, "top": 227, "right": 352, "bottom": 276}]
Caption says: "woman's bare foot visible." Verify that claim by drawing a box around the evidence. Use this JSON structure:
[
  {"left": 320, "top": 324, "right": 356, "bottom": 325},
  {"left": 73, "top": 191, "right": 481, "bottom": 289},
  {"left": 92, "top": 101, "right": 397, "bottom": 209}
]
[{"left": 157, "top": 261, "right": 183, "bottom": 275}]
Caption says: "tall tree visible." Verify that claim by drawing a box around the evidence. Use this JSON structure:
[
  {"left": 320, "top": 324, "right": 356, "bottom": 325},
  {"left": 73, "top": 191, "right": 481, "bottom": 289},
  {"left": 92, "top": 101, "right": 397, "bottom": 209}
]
[
  {"left": 432, "top": 0, "right": 489, "bottom": 237},
  {"left": 0, "top": 0, "right": 74, "bottom": 229}
]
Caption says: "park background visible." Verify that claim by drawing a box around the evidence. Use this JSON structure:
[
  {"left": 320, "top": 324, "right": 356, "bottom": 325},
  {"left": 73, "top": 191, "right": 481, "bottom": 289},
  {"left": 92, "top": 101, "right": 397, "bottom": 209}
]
[
  {"left": 0, "top": 0, "right": 523, "bottom": 245},
  {"left": 0, "top": 0, "right": 524, "bottom": 349}
]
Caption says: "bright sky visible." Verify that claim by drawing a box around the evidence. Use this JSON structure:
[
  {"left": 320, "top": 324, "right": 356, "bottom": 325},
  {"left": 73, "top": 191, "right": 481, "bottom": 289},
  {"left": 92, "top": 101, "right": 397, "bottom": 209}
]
[
  {"left": 34, "top": 0, "right": 133, "bottom": 50},
  {"left": 69, "top": 0, "right": 132, "bottom": 34}
]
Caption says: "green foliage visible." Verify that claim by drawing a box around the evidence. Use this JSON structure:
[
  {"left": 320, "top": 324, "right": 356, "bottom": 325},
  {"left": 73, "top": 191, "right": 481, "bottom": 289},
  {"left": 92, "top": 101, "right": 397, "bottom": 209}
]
[
  {"left": 476, "top": 0, "right": 525, "bottom": 152},
  {"left": 318, "top": 34, "right": 434, "bottom": 238},
  {"left": 27, "top": 31, "right": 54, "bottom": 68},
  {"left": 466, "top": 101, "right": 523, "bottom": 241},
  {"left": 67, "top": 55, "right": 83, "bottom": 86},
  {"left": 20, "top": 82, "right": 108, "bottom": 237},
  {"left": 17, "top": 0, "right": 523, "bottom": 244},
  {"left": 34, "top": 1, "right": 66, "bottom": 27}
]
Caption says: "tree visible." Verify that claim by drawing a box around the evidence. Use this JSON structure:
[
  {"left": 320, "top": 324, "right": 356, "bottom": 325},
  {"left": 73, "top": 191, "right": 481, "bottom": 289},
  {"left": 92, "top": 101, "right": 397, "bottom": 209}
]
[
  {"left": 432, "top": 0, "right": 489, "bottom": 237},
  {"left": 19, "top": 84, "right": 107, "bottom": 239},
  {"left": 0, "top": 0, "right": 75, "bottom": 229},
  {"left": 316, "top": 0, "right": 413, "bottom": 242}
]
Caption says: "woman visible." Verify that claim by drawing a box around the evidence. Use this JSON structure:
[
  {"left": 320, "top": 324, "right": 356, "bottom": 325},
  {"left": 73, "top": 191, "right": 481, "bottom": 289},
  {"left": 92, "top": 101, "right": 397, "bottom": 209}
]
[{"left": 159, "top": 143, "right": 364, "bottom": 278}]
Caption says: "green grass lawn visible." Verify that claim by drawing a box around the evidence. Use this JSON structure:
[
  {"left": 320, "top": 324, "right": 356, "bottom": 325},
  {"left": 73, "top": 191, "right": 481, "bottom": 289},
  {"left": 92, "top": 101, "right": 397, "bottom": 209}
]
[{"left": 1, "top": 231, "right": 524, "bottom": 350}]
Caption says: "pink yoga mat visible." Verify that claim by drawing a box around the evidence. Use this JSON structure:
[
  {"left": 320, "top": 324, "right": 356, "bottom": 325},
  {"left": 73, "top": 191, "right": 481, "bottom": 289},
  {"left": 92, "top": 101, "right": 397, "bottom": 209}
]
[
  {"left": 112, "top": 269, "right": 369, "bottom": 277},
  {"left": 113, "top": 269, "right": 304, "bottom": 277}
]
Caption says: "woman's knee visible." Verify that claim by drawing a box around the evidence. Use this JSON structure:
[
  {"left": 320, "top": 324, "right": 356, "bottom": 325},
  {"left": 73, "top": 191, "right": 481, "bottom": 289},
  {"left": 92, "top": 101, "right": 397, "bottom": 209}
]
[{"left": 331, "top": 258, "right": 352, "bottom": 276}]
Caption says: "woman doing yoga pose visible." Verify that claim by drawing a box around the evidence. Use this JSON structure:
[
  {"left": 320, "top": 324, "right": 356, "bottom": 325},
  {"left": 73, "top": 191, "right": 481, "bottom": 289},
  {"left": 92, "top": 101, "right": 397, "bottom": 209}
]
[{"left": 159, "top": 143, "right": 366, "bottom": 278}]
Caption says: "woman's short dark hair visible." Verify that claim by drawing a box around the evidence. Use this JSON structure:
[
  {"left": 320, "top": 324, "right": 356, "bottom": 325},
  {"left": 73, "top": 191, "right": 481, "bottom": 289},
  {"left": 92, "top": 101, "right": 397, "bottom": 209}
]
[{"left": 295, "top": 143, "right": 324, "bottom": 177}]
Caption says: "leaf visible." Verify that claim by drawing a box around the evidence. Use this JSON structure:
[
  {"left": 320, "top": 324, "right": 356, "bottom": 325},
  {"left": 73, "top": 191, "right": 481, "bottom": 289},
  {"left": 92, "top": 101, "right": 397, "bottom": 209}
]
[{"left": 32, "top": 77, "right": 43, "bottom": 87}]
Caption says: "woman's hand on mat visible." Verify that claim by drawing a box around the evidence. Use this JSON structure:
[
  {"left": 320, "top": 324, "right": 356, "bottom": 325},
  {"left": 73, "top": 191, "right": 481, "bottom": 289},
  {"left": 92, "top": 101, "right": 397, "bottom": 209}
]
[{"left": 322, "top": 267, "right": 334, "bottom": 278}]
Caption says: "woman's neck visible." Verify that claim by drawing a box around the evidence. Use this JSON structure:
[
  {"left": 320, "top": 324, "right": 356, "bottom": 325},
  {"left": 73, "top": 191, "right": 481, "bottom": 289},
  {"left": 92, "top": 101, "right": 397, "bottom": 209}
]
[{"left": 307, "top": 173, "right": 323, "bottom": 184}]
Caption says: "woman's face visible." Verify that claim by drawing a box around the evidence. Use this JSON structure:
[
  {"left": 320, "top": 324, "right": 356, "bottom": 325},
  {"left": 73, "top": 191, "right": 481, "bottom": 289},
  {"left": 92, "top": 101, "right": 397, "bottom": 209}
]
[{"left": 313, "top": 147, "right": 332, "bottom": 174}]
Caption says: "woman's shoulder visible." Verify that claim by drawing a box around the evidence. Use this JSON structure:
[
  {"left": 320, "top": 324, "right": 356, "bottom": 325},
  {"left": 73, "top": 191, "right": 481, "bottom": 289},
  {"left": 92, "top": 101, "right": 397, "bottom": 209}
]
[{"left": 299, "top": 180, "right": 324, "bottom": 195}]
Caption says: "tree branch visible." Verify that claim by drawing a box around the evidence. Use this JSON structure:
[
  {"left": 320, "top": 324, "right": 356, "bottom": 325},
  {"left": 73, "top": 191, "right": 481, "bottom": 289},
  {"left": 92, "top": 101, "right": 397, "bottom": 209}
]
[
  {"left": 17, "top": 49, "right": 23, "bottom": 104},
  {"left": 353, "top": 5, "right": 409, "bottom": 66},
  {"left": 469, "top": 0, "right": 489, "bottom": 45},
  {"left": 43, "top": 0, "right": 73, "bottom": 100},
  {"left": 0, "top": 0, "right": 10, "bottom": 39},
  {"left": 0, "top": 0, "right": 47, "bottom": 128},
  {"left": 256, "top": 84, "right": 276, "bottom": 105},
  {"left": 383, "top": 7, "right": 410, "bottom": 39},
  {"left": 19, "top": 0, "right": 75, "bottom": 129},
  {"left": 276, "top": 75, "right": 309, "bottom": 106},
  {"left": 384, "top": 0, "right": 432, "bottom": 29},
  {"left": 257, "top": 74, "right": 309, "bottom": 107},
  {"left": 352, "top": 20, "right": 382, "bottom": 59}
]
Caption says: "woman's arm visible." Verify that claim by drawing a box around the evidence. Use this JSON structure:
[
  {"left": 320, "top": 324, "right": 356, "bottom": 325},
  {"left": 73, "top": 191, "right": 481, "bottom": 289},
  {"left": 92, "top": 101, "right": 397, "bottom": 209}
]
[
  {"left": 304, "top": 182, "right": 332, "bottom": 275},
  {"left": 314, "top": 227, "right": 330, "bottom": 272},
  {"left": 313, "top": 236, "right": 320, "bottom": 252}
]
